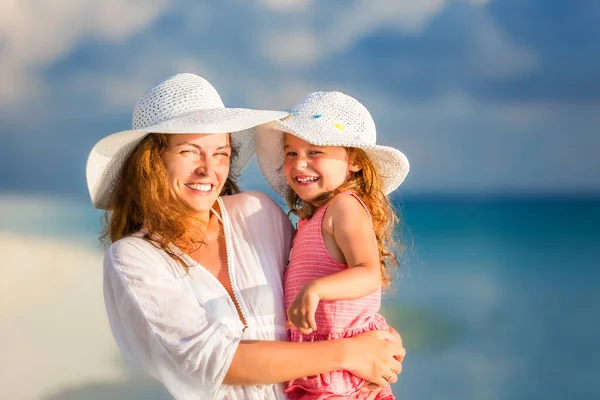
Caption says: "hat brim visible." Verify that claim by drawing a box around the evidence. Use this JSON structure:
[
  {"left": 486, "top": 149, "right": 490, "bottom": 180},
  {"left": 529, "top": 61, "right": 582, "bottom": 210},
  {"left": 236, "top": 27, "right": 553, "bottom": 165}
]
[
  {"left": 87, "top": 108, "right": 287, "bottom": 210},
  {"left": 256, "top": 120, "right": 410, "bottom": 199}
]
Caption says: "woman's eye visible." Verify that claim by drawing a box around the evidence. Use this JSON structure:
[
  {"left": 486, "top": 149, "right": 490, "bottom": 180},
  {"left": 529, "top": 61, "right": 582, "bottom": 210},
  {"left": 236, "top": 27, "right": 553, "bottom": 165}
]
[
  {"left": 180, "top": 149, "right": 201, "bottom": 157},
  {"left": 215, "top": 152, "right": 230, "bottom": 157}
]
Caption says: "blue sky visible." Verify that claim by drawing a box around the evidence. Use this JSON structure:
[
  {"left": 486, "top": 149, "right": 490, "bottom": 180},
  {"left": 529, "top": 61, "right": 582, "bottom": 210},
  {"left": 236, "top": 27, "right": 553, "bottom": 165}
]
[{"left": 1, "top": 0, "right": 599, "bottom": 200}]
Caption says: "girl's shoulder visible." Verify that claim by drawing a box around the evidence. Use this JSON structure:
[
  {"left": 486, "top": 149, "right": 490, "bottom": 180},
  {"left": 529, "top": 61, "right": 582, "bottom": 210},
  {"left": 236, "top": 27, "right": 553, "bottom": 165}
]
[
  {"left": 322, "top": 192, "right": 371, "bottom": 234},
  {"left": 325, "top": 191, "right": 370, "bottom": 216}
]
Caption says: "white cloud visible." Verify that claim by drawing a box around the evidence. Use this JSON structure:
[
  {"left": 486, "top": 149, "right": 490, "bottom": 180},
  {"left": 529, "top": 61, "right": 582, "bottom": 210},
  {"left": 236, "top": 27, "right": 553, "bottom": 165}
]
[
  {"left": 65, "top": 56, "right": 213, "bottom": 116},
  {"left": 259, "top": 0, "right": 314, "bottom": 12},
  {"left": 261, "top": 30, "right": 319, "bottom": 66},
  {"left": 260, "top": 0, "right": 495, "bottom": 65},
  {"left": 0, "top": 0, "right": 170, "bottom": 106},
  {"left": 471, "top": 11, "right": 537, "bottom": 77},
  {"left": 258, "top": 0, "right": 535, "bottom": 81},
  {"left": 240, "top": 78, "right": 320, "bottom": 109},
  {"left": 355, "top": 89, "right": 554, "bottom": 138}
]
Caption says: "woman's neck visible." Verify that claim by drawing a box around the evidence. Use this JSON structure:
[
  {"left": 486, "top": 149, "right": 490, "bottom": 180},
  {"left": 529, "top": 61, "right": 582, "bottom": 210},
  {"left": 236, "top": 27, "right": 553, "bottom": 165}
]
[
  {"left": 190, "top": 203, "right": 223, "bottom": 242},
  {"left": 203, "top": 212, "right": 223, "bottom": 242}
]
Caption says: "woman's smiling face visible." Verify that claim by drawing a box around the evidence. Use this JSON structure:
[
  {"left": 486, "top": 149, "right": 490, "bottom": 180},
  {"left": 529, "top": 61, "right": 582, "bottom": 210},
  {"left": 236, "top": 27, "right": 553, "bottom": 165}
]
[{"left": 160, "top": 133, "right": 231, "bottom": 214}]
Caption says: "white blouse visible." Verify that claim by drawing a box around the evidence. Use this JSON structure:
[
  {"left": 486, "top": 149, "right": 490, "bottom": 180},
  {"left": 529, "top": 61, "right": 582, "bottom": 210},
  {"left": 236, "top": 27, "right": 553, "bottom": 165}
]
[{"left": 103, "top": 191, "right": 294, "bottom": 399}]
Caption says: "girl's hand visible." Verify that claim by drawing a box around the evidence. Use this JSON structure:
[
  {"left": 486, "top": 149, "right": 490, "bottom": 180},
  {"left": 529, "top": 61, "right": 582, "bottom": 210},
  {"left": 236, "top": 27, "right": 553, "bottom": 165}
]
[
  {"left": 285, "top": 282, "right": 321, "bottom": 334},
  {"left": 342, "top": 330, "right": 405, "bottom": 388}
]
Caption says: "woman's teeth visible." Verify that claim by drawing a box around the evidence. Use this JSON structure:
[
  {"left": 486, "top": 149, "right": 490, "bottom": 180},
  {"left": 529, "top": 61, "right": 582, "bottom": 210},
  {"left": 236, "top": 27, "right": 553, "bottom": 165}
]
[{"left": 186, "top": 183, "right": 212, "bottom": 192}]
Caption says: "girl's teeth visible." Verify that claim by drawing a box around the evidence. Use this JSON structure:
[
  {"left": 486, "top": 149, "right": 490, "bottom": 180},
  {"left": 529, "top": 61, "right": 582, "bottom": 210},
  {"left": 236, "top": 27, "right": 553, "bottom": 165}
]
[
  {"left": 297, "top": 177, "right": 319, "bottom": 183},
  {"left": 187, "top": 183, "right": 212, "bottom": 192}
]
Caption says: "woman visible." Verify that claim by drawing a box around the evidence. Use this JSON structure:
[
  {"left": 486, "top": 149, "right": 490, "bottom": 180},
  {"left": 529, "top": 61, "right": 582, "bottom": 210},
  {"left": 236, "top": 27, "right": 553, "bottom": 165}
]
[{"left": 86, "top": 73, "right": 405, "bottom": 399}]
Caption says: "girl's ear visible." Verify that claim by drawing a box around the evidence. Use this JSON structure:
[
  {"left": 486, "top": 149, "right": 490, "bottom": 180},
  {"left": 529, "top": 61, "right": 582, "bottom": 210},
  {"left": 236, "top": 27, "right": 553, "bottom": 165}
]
[
  {"left": 349, "top": 163, "right": 362, "bottom": 172},
  {"left": 347, "top": 151, "right": 362, "bottom": 172}
]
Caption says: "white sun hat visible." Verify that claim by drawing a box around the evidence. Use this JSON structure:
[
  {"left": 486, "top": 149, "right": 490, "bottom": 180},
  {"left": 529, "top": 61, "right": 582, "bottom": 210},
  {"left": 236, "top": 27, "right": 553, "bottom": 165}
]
[
  {"left": 86, "top": 73, "right": 287, "bottom": 210},
  {"left": 256, "top": 91, "right": 409, "bottom": 199}
]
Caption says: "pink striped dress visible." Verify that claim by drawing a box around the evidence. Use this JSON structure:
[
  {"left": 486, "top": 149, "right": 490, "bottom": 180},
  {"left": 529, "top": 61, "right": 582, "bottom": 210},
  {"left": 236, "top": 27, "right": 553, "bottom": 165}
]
[{"left": 284, "top": 193, "right": 395, "bottom": 400}]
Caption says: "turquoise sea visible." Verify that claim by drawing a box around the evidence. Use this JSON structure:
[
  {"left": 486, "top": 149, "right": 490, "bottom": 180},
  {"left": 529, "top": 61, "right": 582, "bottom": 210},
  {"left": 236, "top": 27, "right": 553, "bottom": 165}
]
[
  {"left": 4, "top": 195, "right": 599, "bottom": 399},
  {"left": 385, "top": 197, "right": 600, "bottom": 399}
]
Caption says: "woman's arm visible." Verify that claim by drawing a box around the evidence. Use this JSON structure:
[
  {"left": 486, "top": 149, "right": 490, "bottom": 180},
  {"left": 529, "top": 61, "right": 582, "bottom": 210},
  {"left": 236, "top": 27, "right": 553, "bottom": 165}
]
[
  {"left": 105, "top": 237, "right": 403, "bottom": 398},
  {"left": 226, "top": 330, "right": 404, "bottom": 387}
]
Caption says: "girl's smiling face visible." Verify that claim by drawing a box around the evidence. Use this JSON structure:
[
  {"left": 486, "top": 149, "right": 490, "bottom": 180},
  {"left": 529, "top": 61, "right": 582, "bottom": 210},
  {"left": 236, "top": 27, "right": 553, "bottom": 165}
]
[{"left": 283, "top": 133, "right": 360, "bottom": 203}]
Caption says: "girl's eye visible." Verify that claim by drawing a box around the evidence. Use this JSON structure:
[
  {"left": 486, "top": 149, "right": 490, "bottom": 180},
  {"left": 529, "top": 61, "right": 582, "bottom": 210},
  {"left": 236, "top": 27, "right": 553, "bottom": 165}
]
[
  {"left": 285, "top": 151, "right": 297, "bottom": 156},
  {"left": 309, "top": 150, "right": 323, "bottom": 155}
]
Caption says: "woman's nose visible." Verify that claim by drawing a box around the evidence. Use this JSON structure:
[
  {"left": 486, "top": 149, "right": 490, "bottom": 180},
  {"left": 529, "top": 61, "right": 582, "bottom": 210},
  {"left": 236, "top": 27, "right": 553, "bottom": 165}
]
[{"left": 194, "top": 156, "right": 214, "bottom": 175}]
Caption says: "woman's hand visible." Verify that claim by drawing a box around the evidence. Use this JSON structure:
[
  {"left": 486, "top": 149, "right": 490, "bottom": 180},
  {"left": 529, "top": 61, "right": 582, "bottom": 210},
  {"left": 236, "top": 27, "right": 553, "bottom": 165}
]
[
  {"left": 357, "top": 384, "right": 384, "bottom": 400},
  {"left": 356, "top": 325, "right": 406, "bottom": 398},
  {"left": 388, "top": 325, "right": 405, "bottom": 362},
  {"left": 342, "top": 330, "right": 405, "bottom": 388},
  {"left": 285, "top": 282, "right": 321, "bottom": 334}
]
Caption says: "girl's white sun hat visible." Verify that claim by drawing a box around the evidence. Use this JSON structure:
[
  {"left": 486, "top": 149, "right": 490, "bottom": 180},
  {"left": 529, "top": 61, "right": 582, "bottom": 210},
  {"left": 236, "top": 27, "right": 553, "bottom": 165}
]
[
  {"left": 86, "top": 73, "right": 287, "bottom": 210},
  {"left": 256, "top": 91, "right": 409, "bottom": 199}
]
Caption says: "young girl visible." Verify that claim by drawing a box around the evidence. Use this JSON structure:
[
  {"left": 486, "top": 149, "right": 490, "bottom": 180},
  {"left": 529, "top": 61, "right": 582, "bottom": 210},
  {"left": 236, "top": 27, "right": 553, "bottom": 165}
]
[{"left": 256, "top": 91, "right": 410, "bottom": 399}]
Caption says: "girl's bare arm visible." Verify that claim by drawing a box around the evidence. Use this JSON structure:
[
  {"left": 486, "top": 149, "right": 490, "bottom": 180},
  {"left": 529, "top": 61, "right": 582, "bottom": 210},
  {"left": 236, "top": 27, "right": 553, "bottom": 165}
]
[{"left": 312, "top": 193, "right": 382, "bottom": 300}]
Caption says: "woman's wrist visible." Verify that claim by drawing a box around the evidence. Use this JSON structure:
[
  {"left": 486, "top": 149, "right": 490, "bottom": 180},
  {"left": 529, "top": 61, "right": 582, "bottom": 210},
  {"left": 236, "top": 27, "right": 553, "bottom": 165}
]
[{"left": 335, "top": 337, "right": 353, "bottom": 371}]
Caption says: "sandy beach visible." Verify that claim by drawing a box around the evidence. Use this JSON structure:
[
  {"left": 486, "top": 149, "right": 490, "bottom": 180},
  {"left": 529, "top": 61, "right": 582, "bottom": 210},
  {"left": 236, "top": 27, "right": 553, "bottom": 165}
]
[{"left": 0, "top": 233, "right": 165, "bottom": 400}]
